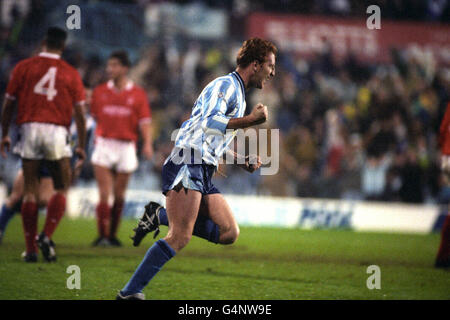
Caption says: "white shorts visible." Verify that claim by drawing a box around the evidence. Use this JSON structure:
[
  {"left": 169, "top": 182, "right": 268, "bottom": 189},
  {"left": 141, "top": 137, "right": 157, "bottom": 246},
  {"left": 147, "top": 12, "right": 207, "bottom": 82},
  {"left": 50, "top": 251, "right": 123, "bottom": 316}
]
[
  {"left": 13, "top": 122, "right": 72, "bottom": 160},
  {"left": 91, "top": 136, "right": 138, "bottom": 173}
]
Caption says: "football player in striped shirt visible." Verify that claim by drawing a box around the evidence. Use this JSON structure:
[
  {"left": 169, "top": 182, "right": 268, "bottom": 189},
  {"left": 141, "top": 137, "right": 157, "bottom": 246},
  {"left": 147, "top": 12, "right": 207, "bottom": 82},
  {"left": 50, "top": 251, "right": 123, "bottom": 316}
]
[{"left": 117, "top": 38, "right": 277, "bottom": 299}]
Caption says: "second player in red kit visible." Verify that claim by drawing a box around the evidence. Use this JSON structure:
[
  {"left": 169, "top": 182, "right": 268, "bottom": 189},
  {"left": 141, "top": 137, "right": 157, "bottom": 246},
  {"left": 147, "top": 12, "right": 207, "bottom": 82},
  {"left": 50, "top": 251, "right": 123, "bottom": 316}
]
[{"left": 90, "top": 50, "right": 153, "bottom": 246}]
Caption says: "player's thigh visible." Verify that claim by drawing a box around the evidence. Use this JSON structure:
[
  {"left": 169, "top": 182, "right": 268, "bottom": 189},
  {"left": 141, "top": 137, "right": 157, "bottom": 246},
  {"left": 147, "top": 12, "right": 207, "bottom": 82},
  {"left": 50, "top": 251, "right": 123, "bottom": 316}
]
[
  {"left": 46, "top": 158, "right": 72, "bottom": 192},
  {"left": 7, "top": 170, "right": 25, "bottom": 206},
  {"left": 93, "top": 165, "right": 114, "bottom": 201},
  {"left": 38, "top": 177, "right": 54, "bottom": 206},
  {"left": 200, "top": 193, "right": 239, "bottom": 235},
  {"left": 165, "top": 188, "right": 202, "bottom": 246},
  {"left": 113, "top": 172, "right": 131, "bottom": 200}
]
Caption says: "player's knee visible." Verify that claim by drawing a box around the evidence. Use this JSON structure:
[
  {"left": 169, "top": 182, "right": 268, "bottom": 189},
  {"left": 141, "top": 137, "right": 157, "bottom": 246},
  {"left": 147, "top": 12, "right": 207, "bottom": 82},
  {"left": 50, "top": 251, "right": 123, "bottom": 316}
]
[
  {"left": 54, "top": 187, "right": 69, "bottom": 195},
  {"left": 177, "top": 234, "right": 192, "bottom": 250},
  {"left": 39, "top": 192, "right": 55, "bottom": 207},
  {"left": 113, "top": 196, "right": 125, "bottom": 205},
  {"left": 23, "top": 192, "right": 37, "bottom": 203},
  {"left": 55, "top": 190, "right": 67, "bottom": 197},
  {"left": 98, "top": 193, "right": 109, "bottom": 203},
  {"left": 53, "top": 178, "right": 69, "bottom": 193},
  {"left": 221, "top": 224, "right": 240, "bottom": 245},
  {"left": 37, "top": 199, "right": 48, "bottom": 208},
  {"left": 8, "top": 193, "right": 23, "bottom": 206},
  {"left": 230, "top": 224, "right": 240, "bottom": 244},
  {"left": 167, "top": 233, "right": 192, "bottom": 252}
]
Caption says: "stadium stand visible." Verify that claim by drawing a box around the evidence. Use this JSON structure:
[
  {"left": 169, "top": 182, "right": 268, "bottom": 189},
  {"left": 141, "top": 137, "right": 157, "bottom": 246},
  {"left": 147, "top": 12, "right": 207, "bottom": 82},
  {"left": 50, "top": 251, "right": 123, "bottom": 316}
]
[{"left": 1, "top": 0, "right": 449, "bottom": 205}]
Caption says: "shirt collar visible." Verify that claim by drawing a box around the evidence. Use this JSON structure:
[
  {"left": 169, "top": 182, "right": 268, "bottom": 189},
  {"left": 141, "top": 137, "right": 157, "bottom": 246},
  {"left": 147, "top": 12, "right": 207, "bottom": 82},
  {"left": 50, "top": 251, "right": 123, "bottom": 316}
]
[
  {"left": 39, "top": 52, "right": 61, "bottom": 59},
  {"left": 107, "top": 79, "right": 134, "bottom": 91},
  {"left": 231, "top": 71, "right": 246, "bottom": 100}
]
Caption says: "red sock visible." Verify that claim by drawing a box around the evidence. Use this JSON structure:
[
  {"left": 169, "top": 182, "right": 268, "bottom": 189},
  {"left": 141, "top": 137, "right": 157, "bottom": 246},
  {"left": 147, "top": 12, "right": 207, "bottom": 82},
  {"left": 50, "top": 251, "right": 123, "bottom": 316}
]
[
  {"left": 43, "top": 193, "right": 66, "bottom": 239},
  {"left": 436, "top": 213, "right": 450, "bottom": 261},
  {"left": 109, "top": 199, "right": 124, "bottom": 239},
  {"left": 21, "top": 201, "right": 38, "bottom": 254},
  {"left": 96, "top": 202, "right": 110, "bottom": 238}
]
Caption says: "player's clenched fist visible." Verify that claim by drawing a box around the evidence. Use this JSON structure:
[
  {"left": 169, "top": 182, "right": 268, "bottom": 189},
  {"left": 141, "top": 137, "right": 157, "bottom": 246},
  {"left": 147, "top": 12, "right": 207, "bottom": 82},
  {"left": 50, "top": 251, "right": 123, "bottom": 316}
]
[
  {"left": 250, "top": 103, "right": 268, "bottom": 125},
  {"left": 245, "top": 154, "right": 262, "bottom": 173}
]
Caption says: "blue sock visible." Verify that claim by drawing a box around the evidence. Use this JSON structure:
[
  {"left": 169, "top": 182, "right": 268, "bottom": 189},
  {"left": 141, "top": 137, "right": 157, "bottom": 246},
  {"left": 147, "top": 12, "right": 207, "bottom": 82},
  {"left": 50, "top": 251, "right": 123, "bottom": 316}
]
[
  {"left": 158, "top": 207, "right": 219, "bottom": 244},
  {"left": 121, "top": 239, "right": 176, "bottom": 295},
  {"left": 0, "top": 204, "right": 16, "bottom": 232},
  {"left": 193, "top": 214, "right": 220, "bottom": 244}
]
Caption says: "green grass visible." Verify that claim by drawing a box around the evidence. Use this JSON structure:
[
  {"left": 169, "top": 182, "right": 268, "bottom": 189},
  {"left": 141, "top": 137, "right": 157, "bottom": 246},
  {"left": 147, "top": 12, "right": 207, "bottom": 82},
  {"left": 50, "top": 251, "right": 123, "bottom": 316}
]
[{"left": 0, "top": 215, "right": 449, "bottom": 300}]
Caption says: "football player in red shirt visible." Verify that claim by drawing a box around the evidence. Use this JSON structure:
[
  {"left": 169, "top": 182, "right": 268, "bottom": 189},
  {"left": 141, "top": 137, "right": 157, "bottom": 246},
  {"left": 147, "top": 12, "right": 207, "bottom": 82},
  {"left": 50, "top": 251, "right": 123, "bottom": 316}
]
[
  {"left": 90, "top": 50, "right": 153, "bottom": 246},
  {"left": 0, "top": 27, "right": 86, "bottom": 262},
  {"left": 436, "top": 102, "right": 450, "bottom": 268}
]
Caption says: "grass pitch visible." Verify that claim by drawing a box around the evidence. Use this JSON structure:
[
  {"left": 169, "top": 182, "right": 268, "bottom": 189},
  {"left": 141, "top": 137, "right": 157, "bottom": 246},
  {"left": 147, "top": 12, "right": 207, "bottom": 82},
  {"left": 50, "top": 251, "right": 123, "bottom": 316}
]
[{"left": 0, "top": 215, "right": 448, "bottom": 300}]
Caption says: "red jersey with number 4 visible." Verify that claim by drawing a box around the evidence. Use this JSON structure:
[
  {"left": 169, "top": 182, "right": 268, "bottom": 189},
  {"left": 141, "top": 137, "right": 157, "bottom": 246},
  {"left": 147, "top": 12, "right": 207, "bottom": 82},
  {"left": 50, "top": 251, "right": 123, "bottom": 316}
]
[
  {"left": 91, "top": 80, "right": 151, "bottom": 142},
  {"left": 440, "top": 103, "right": 450, "bottom": 155},
  {"left": 5, "top": 52, "right": 85, "bottom": 127}
]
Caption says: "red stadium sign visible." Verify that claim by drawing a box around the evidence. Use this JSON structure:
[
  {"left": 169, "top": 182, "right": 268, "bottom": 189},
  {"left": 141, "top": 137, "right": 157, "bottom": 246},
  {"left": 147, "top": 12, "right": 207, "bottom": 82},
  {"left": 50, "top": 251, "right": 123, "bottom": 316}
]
[{"left": 247, "top": 12, "right": 450, "bottom": 64}]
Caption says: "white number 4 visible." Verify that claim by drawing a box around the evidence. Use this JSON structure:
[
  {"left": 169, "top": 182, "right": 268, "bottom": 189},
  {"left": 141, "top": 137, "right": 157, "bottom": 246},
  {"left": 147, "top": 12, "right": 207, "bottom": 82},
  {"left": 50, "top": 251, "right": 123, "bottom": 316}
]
[{"left": 34, "top": 67, "right": 58, "bottom": 101}]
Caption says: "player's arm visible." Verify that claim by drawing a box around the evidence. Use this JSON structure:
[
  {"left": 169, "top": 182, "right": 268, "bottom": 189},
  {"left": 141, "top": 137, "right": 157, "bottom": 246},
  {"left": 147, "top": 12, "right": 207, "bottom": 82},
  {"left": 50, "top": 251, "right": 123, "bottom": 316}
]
[
  {"left": 1, "top": 62, "right": 22, "bottom": 158},
  {"left": 138, "top": 90, "right": 153, "bottom": 161},
  {"left": 226, "top": 103, "right": 268, "bottom": 130},
  {"left": 139, "top": 120, "right": 153, "bottom": 160},
  {"left": 89, "top": 87, "right": 100, "bottom": 121},
  {"left": 224, "top": 147, "right": 262, "bottom": 173},
  {"left": 202, "top": 81, "right": 267, "bottom": 134},
  {"left": 0, "top": 98, "right": 15, "bottom": 158},
  {"left": 70, "top": 71, "right": 88, "bottom": 166},
  {"left": 73, "top": 102, "right": 87, "bottom": 165}
]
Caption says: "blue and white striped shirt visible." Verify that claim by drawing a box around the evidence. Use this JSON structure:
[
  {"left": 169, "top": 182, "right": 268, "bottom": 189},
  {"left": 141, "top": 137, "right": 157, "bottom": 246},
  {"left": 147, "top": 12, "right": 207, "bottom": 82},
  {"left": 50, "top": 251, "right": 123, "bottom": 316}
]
[{"left": 168, "top": 71, "right": 246, "bottom": 167}]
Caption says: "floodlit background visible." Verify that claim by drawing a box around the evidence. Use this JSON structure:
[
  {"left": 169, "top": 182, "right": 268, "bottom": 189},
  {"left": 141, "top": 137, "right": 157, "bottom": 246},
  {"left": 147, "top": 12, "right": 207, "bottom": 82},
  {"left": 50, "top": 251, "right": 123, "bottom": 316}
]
[
  {"left": 1, "top": 0, "right": 449, "bottom": 202},
  {"left": 0, "top": 0, "right": 449, "bottom": 300}
]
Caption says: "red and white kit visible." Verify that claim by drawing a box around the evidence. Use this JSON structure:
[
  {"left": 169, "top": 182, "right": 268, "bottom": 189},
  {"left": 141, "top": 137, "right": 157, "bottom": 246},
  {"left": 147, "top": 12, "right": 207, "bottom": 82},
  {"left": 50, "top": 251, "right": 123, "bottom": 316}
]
[
  {"left": 90, "top": 80, "right": 151, "bottom": 172},
  {"left": 6, "top": 52, "right": 85, "bottom": 160}
]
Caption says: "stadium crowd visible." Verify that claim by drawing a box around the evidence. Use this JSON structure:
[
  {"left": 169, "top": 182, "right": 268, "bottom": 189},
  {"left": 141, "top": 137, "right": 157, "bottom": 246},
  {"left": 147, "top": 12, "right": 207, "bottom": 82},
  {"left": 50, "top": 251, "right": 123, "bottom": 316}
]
[
  {"left": 1, "top": 0, "right": 449, "bottom": 204},
  {"left": 119, "top": 38, "right": 448, "bottom": 203}
]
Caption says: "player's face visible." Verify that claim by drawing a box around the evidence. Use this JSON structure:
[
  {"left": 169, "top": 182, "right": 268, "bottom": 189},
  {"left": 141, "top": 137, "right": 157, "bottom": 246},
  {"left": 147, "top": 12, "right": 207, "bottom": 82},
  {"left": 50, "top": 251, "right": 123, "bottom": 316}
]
[
  {"left": 252, "top": 52, "right": 276, "bottom": 89},
  {"left": 106, "top": 58, "right": 128, "bottom": 80}
]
